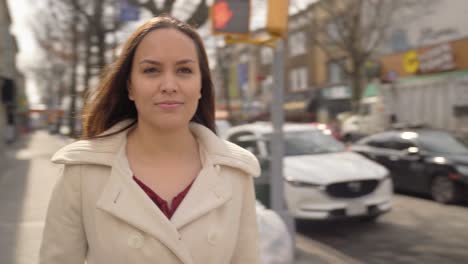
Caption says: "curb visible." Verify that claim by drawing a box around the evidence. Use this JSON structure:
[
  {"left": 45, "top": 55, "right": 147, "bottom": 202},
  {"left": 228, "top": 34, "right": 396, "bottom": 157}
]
[{"left": 296, "top": 234, "right": 363, "bottom": 264}]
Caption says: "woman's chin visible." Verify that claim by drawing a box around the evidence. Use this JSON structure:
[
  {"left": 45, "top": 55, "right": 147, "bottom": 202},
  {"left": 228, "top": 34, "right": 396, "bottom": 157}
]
[{"left": 149, "top": 118, "right": 191, "bottom": 131}]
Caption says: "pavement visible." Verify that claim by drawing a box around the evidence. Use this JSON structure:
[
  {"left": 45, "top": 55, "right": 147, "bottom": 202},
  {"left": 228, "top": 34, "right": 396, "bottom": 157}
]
[{"left": 0, "top": 130, "right": 359, "bottom": 264}]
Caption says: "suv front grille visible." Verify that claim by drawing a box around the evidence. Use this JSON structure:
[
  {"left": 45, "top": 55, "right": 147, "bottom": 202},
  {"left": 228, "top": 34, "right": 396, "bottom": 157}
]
[{"left": 326, "top": 180, "right": 379, "bottom": 198}]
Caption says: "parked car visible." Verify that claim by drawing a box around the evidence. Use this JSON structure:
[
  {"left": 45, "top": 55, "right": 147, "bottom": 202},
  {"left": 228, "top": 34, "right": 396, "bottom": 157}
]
[
  {"left": 351, "top": 129, "right": 468, "bottom": 203},
  {"left": 215, "top": 119, "right": 231, "bottom": 138},
  {"left": 311, "top": 122, "right": 341, "bottom": 140},
  {"left": 224, "top": 122, "right": 393, "bottom": 221}
]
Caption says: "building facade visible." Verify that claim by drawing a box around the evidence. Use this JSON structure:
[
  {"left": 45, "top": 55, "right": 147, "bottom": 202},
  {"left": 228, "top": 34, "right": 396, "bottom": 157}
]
[{"left": 1, "top": 0, "right": 24, "bottom": 146}]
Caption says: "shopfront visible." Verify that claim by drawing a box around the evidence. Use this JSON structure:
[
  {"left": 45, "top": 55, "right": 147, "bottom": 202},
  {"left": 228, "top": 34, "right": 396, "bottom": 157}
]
[{"left": 380, "top": 37, "right": 468, "bottom": 81}]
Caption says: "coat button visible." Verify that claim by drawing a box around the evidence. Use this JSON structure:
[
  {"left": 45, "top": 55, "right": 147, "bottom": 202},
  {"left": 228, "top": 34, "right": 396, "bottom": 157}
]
[
  {"left": 128, "top": 232, "right": 144, "bottom": 249},
  {"left": 214, "top": 188, "right": 223, "bottom": 199},
  {"left": 207, "top": 231, "right": 217, "bottom": 245},
  {"left": 214, "top": 164, "right": 221, "bottom": 173}
]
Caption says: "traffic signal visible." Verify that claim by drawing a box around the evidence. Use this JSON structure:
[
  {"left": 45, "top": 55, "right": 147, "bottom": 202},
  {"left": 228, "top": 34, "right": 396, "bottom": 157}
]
[
  {"left": 211, "top": 0, "right": 250, "bottom": 35},
  {"left": 266, "top": 0, "right": 289, "bottom": 37}
]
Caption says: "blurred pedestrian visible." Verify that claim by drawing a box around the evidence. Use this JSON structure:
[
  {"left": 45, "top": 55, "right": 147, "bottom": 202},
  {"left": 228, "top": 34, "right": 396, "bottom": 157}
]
[{"left": 40, "top": 15, "right": 261, "bottom": 264}]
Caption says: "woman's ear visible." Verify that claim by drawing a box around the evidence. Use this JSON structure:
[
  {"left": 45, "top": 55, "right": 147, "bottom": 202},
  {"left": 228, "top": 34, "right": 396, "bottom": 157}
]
[{"left": 127, "top": 80, "right": 134, "bottom": 101}]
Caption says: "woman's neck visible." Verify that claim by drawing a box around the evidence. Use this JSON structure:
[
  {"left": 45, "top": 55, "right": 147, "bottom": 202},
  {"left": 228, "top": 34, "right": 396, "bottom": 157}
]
[{"left": 128, "top": 122, "right": 198, "bottom": 159}]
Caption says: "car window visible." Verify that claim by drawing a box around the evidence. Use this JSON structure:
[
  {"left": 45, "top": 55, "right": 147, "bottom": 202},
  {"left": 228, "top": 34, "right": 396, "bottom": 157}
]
[
  {"left": 265, "top": 130, "right": 346, "bottom": 156},
  {"left": 359, "top": 103, "right": 371, "bottom": 115},
  {"left": 419, "top": 131, "right": 468, "bottom": 154},
  {"left": 391, "top": 139, "right": 416, "bottom": 151},
  {"left": 358, "top": 132, "right": 395, "bottom": 149},
  {"left": 227, "top": 132, "right": 260, "bottom": 156}
]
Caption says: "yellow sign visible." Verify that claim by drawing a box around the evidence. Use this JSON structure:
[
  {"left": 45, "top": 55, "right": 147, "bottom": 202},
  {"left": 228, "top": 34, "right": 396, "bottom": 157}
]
[{"left": 403, "top": 50, "right": 420, "bottom": 74}]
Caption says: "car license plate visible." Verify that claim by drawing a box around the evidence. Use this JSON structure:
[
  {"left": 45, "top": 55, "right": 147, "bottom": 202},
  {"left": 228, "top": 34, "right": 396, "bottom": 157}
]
[{"left": 346, "top": 202, "right": 367, "bottom": 216}]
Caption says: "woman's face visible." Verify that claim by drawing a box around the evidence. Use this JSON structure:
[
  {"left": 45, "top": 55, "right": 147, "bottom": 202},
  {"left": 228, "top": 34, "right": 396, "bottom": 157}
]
[{"left": 128, "top": 28, "right": 202, "bottom": 131}]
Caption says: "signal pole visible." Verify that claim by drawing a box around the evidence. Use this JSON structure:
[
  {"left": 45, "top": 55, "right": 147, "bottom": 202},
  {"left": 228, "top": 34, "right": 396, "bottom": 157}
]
[{"left": 270, "top": 38, "right": 296, "bottom": 252}]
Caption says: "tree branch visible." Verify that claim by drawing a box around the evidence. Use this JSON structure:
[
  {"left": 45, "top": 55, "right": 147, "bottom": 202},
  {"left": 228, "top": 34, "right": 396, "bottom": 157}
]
[
  {"left": 127, "top": 0, "right": 159, "bottom": 15},
  {"left": 185, "top": 0, "right": 209, "bottom": 28}
]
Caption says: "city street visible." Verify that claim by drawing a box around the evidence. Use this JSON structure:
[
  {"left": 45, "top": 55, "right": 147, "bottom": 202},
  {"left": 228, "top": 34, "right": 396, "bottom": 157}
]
[
  {"left": 2, "top": 130, "right": 468, "bottom": 264},
  {"left": 298, "top": 194, "right": 468, "bottom": 264}
]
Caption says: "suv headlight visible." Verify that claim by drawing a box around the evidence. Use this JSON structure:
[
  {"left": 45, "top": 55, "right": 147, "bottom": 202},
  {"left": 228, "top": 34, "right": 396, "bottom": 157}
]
[
  {"left": 285, "top": 177, "right": 325, "bottom": 189},
  {"left": 455, "top": 165, "right": 468, "bottom": 176}
]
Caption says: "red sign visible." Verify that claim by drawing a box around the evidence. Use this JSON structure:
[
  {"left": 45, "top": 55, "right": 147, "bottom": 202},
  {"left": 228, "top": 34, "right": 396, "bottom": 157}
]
[
  {"left": 213, "top": 1, "right": 233, "bottom": 29},
  {"left": 211, "top": 0, "right": 250, "bottom": 35}
]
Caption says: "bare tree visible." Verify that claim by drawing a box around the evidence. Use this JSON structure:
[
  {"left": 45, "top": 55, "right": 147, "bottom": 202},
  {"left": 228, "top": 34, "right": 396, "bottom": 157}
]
[
  {"left": 32, "top": 0, "right": 211, "bottom": 136},
  {"left": 31, "top": 0, "right": 87, "bottom": 136},
  {"left": 311, "top": 0, "right": 433, "bottom": 110},
  {"left": 127, "top": 0, "right": 209, "bottom": 27}
]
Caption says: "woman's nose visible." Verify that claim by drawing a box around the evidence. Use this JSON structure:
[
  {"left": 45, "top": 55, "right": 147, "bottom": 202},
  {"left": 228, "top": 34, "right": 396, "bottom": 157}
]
[{"left": 160, "top": 73, "right": 178, "bottom": 93}]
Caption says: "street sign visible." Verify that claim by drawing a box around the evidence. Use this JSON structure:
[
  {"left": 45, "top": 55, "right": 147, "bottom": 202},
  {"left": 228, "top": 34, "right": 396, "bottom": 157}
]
[
  {"left": 211, "top": 0, "right": 250, "bottom": 35},
  {"left": 119, "top": 0, "right": 140, "bottom": 22}
]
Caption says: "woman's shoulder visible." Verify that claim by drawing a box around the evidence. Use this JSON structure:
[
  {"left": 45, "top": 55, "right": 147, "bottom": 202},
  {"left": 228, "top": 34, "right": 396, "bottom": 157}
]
[
  {"left": 51, "top": 133, "right": 125, "bottom": 167},
  {"left": 212, "top": 140, "right": 261, "bottom": 178},
  {"left": 52, "top": 120, "right": 135, "bottom": 166}
]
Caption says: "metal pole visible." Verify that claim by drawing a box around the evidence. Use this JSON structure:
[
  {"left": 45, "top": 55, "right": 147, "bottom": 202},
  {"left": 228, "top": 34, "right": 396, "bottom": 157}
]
[{"left": 270, "top": 39, "right": 296, "bottom": 251}]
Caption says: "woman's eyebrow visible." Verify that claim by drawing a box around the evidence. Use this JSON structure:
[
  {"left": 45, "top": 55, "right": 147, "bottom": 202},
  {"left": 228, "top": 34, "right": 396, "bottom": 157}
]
[
  {"left": 138, "top": 59, "right": 196, "bottom": 65},
  {"left": 138, "top": 59, "right": 161, "bottom": 65}
]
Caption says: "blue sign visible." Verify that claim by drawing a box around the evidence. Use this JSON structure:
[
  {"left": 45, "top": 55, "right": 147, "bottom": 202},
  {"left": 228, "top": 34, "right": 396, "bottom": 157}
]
[
  {"left": 120, "top": 0, "right": 140, "bottom": 22},
  {"left": 237, "top": 63, "right": 248, "bottom": 97}
]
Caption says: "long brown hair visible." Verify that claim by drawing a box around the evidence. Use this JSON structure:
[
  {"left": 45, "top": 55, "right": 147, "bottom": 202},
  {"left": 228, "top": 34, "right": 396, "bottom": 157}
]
[{"left": 81, "top": 15, "right": 216, "bottom": 139}]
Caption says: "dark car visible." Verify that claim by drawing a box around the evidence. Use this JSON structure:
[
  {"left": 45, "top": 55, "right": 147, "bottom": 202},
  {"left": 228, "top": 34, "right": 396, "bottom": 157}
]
[{"left": 351, "top": 129, "right": 468, "bottom": 204}]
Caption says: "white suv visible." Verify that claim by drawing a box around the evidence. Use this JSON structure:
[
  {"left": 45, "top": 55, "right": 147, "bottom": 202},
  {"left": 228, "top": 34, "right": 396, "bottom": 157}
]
[{"left": 224, "top": 122, "right": 393, "bottom": 221}]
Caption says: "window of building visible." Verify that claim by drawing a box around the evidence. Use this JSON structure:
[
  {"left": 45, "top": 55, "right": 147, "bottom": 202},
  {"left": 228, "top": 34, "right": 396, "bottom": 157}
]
[
  {"left": 327, "top": 22, "right": 340, "bottom": 41},
  {"left": 288, "top": 32, "right": 306, "bottom": 57},
  {"left": 289, "top": 67, "right": 308, "bottom": 92},
  {"left": 260, "top": 46, "right": 273, "bottom": 65},
  {"left": 261, "top": 75, "right": 273, "bottom": 96},
  {"left": 327, "top": 60, "right": 346, "bottom": 84}
]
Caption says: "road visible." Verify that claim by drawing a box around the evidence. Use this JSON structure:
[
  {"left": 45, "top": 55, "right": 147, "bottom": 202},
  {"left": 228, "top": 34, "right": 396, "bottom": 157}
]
[{"left": 297, "top": 194, "right": 468, "bottom": 264}]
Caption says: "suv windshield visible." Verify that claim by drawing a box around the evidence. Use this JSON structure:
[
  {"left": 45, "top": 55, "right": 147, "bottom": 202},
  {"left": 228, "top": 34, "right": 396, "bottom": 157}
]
[
  {"left": 419, "top": 131, "right": 468, "bottom": 154},
  {"left": 265, "top": 130, "right": 346, "bottom": 156}
]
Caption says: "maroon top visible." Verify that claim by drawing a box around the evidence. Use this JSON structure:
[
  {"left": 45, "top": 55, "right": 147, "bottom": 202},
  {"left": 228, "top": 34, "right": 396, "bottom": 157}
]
[{"left": 133, "top": 176, "right": 194, "bottom": 219}]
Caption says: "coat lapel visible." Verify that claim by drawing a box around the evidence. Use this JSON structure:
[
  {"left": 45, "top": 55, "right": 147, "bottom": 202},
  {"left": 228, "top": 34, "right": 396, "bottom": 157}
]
[
  {"left": 96, "top": 160, "right": 194, "bottom": 264},
  {"left": 171, "top": 161, "right": 233, "bottom": 230}
]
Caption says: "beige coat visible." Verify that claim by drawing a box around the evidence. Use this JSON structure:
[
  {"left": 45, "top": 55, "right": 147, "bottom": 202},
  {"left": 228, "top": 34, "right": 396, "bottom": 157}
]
[{"left": 40, "top": 120, "right": 261, "bottom": 264}]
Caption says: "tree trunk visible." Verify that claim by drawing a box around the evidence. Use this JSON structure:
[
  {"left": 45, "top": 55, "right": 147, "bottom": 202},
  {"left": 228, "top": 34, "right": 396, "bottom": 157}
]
[
  {"left": 351, "top": 59, "right": 364, "bottom": 113},
  {"left": 69, "top": 1, "right": 79, "bottom": 138},
  {"left": 95, "top": 0, "right": 106, "bottom": 73},
  {"left": 82, "top": 26, "right": 92, "bottom": 99}
]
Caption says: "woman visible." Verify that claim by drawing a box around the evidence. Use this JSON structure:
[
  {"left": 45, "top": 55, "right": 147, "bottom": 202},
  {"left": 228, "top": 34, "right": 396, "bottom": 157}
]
[{"left": 40, "top": 16, "right": 261, "bottom": 264}]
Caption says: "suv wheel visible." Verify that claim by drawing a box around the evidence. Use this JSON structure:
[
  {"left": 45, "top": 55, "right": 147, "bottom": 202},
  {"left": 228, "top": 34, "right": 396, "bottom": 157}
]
[{"left": 431, "top": 175, "right": 461, "bottom": 204}]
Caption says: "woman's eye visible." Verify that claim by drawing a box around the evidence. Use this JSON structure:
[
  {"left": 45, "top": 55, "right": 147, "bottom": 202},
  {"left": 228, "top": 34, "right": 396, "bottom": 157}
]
[
  {"left": 178, "top": 67, "right": 193, "bottom": 74},
  {"left": 143, "top": 68, "right": 158, "bottom": 74}
]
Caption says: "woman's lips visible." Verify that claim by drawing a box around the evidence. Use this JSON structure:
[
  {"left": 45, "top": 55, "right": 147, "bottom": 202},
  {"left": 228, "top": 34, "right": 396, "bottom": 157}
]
[{"left": 155, "top": 101, "right": 183, "bottom": 110}]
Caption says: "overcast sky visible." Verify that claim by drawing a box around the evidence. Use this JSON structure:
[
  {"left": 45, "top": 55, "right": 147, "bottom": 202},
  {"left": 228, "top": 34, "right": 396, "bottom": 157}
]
[{"left": 7, "top": 0, "right": 317, "bottom": 105}]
